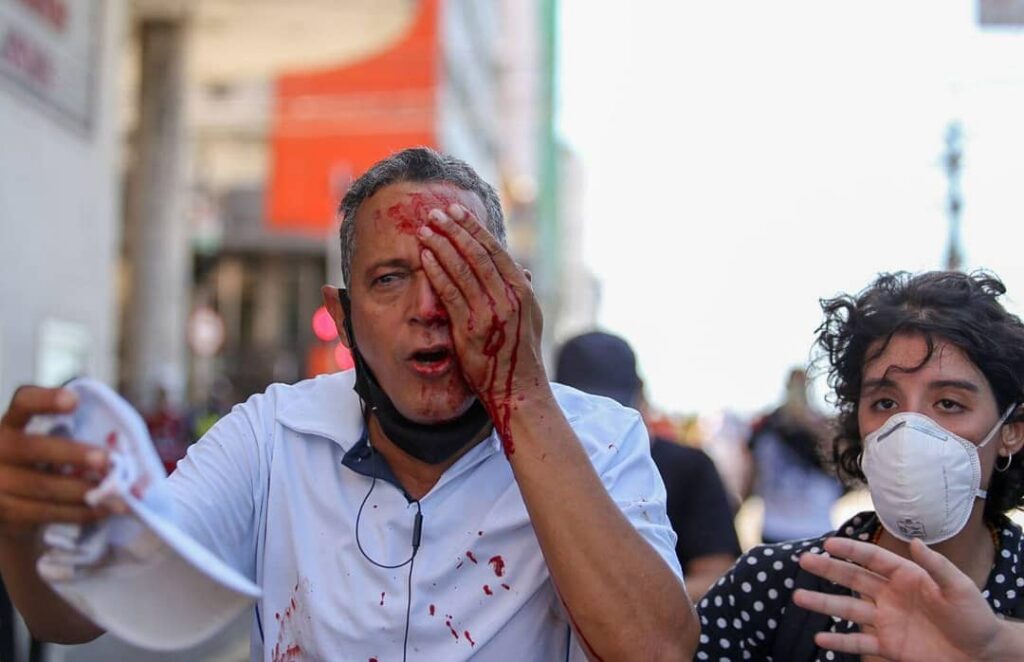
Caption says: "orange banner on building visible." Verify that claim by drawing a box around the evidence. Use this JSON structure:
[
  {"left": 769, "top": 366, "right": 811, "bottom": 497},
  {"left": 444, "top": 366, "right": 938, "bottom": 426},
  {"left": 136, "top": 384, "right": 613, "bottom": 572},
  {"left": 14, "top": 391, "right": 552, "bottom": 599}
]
[{"left": 267, "top": 0, "right": 439, "bottom": 233}]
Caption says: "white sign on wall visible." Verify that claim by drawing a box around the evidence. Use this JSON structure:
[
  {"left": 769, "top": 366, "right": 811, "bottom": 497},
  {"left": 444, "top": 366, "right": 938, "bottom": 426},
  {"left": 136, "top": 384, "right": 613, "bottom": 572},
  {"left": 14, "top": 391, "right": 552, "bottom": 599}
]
[
  {"left": 36, "top": 318, "right": 91, "bottom": 387},
  {"left": 0, "top": 0, "right": 101, "bottom": 129}
]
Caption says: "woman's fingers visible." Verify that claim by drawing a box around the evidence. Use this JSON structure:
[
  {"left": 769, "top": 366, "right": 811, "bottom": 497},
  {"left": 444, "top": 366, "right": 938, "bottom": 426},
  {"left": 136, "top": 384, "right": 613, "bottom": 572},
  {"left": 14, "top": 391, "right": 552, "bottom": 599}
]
[
  {"left": 799, "top": 547, "right": 886, "bottom": 598},
  {"left": 813, "top": 631, "right": 881, "bottom": 657},
  {"left": 792, "top": 588, "right": 877, "bottom": 627},
  {"left": 822, "top": 537, "right": 911, "bottom": 580},
  {"left": 908, "top": 538, "right": 969, "bottom": 594}
]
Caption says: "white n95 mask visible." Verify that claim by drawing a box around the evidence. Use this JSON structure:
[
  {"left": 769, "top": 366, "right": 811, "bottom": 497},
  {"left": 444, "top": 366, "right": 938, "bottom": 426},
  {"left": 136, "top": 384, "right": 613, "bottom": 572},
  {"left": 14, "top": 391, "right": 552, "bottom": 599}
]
[
  {"left": 26, "top": 378, "right": 261, "bottom": 651},
  {"left": 862, "top": 407, "right": 1014, "bottom": 545}
]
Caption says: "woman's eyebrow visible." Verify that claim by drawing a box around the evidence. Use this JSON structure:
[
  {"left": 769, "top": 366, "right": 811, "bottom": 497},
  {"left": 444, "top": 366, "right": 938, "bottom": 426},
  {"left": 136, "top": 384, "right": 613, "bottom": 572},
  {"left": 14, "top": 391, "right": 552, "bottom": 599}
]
[
  {"left": 928, "top": 379, "right": 980, "bottom": 393},
  {"left": 861, "top": 377, "right": 896, "bottom": 393}
]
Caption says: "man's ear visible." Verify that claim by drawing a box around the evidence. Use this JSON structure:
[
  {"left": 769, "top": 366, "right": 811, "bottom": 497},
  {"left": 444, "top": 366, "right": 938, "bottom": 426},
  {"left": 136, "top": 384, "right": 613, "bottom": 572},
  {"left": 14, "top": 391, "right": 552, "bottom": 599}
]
[{"left": 321, "top": 285, "right": 351, "bottom": 348}]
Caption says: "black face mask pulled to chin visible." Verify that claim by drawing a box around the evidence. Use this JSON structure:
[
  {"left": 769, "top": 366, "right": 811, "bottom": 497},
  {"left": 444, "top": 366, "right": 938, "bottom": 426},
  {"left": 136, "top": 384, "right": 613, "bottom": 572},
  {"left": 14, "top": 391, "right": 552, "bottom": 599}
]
[{"left": 338, "top": 289, "right": 491, "bottom": 464}]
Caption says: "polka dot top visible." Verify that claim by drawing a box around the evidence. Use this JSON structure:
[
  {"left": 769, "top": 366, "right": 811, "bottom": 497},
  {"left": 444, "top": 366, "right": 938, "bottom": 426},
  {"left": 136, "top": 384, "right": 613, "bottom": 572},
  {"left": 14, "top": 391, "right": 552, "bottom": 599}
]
[{"left": 694, "top": 511, "right": 1024, "bottom": 661}]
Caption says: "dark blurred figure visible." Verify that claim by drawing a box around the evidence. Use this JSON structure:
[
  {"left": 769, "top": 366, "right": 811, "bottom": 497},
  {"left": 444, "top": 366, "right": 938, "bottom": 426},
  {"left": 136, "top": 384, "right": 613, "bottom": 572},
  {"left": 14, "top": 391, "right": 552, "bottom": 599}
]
[
  {"left": 188, "top": 377, "right": 236, "bottom": 443},
  {"left": 742, "top": 368, "right": 843, "bottom": 543},
  {"left": 555, "top": 331, "right": 741, "bottom": 599},
  {"left": 144, "top": 386, "right": 188, "bottom": 474},
  {"left": 1, "top": 575, "right": 46, "bottom": 662}
]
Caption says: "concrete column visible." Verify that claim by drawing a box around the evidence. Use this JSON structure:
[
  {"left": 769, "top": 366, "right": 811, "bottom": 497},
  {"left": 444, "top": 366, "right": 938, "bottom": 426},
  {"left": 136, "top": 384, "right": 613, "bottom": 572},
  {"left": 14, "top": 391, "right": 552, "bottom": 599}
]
[{"left": 123, "top": 18, "right": 189, "bottom": 407}]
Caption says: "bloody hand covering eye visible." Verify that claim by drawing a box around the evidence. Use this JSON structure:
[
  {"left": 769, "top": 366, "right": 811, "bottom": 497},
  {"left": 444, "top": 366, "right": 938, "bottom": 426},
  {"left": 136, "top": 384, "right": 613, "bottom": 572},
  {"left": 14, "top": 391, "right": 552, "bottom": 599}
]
[{"left": 337, "top": 289, "right": 491, "bottom": 464}]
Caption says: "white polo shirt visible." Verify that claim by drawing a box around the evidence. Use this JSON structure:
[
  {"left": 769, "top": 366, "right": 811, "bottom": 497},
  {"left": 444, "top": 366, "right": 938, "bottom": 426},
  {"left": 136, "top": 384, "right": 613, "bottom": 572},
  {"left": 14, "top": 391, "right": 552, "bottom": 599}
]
[{"left": 167, "top": 371, "right": 681, "bottom": 661}]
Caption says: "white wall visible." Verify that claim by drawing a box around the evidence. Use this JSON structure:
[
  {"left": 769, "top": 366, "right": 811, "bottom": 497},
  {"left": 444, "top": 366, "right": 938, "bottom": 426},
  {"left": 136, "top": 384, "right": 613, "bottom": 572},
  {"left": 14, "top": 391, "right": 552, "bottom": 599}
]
[{"left": 0, "top": 0, "right": 125, "bottom": 406}]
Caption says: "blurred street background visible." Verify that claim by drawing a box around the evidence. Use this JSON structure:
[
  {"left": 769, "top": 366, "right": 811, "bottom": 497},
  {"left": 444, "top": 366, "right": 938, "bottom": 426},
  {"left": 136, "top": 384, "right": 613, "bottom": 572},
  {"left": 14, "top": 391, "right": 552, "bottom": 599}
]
[{"left": 4, "top": 0, "right": 1024, "bottom": 659}]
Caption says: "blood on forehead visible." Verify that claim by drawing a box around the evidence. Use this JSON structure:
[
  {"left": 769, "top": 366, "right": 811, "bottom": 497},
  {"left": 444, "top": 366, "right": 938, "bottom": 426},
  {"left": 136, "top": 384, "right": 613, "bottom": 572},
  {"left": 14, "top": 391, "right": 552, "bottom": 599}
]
[{"left": 373, "top": 184, "right": 479, "bottom": 235}]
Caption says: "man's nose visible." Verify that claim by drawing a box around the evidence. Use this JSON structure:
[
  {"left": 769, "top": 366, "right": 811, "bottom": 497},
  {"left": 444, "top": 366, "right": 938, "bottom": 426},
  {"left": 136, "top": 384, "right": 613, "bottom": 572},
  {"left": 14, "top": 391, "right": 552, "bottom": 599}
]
[{"left": 412, "top": 274, "right": 449, "bottom": 325}]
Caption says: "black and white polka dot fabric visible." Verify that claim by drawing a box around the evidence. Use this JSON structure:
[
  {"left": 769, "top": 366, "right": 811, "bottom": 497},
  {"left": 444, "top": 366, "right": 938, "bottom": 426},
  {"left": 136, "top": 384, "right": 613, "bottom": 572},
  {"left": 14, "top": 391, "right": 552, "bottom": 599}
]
[{"left": 695, "top": 510, "right": 1024, "bottom": 661}]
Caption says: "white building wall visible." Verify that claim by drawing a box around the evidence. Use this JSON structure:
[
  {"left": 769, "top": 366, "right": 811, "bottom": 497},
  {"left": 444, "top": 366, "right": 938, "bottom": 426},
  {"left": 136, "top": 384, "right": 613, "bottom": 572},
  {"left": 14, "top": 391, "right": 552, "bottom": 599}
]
[
  {"left": 0, "top": 0, "right": 125, "bottom": 405},
  {"left": 437, "top": 0, "right": 501, "bottom": 186}
]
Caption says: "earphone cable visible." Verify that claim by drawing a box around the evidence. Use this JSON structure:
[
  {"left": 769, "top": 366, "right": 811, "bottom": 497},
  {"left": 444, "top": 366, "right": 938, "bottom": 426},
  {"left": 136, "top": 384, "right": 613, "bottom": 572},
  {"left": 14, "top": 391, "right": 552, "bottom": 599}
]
[{"left": 354, "top": 447, "right": 423, "bottom": 661}]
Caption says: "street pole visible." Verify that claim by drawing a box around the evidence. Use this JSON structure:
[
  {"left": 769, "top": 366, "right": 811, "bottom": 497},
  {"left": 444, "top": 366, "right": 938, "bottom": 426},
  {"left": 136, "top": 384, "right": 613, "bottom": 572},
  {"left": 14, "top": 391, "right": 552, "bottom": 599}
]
[{"left": 943, "top": 121, "right": 964, "bottom": 271}]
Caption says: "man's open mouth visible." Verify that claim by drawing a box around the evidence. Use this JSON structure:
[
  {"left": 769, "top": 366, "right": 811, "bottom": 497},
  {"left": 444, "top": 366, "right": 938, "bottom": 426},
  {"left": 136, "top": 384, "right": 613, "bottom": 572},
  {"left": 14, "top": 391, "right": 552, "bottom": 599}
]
[{"left": 408, "top": 347, "right": 454, "bottom": 376}]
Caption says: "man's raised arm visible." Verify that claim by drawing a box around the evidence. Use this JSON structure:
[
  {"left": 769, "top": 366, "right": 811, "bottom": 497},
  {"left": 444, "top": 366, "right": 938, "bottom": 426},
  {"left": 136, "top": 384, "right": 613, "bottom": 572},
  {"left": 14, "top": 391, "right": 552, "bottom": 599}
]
[{"left": 417, "top": 203, "right": 698, "bottom": 661}]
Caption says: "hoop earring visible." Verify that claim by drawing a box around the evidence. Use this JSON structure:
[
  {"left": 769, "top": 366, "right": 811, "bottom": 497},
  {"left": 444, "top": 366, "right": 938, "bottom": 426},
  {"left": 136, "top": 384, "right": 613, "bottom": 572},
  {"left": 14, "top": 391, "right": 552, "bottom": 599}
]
[{"left": 997, "top": 452, "right": 1014, "bottom": 473}]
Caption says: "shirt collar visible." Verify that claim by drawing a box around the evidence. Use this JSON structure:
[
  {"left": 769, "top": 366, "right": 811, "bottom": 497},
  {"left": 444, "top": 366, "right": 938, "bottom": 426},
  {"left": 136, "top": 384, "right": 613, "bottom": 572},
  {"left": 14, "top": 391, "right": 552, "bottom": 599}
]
[
  {"left": 275, "top": 370, "right": 364, "bottom": 451},
  {"left": 341, "top": 426, "right": 504, "bottom": 502}
]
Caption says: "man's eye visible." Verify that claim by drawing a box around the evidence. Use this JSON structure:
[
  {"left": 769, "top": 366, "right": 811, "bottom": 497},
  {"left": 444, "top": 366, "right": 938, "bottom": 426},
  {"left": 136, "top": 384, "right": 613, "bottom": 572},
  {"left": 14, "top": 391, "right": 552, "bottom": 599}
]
[
  {"left": 936, "top": 399, "right": 965, "bottom": 412},
  {"left": 374, "top": 273, "right": 402, "bottom": 286}
]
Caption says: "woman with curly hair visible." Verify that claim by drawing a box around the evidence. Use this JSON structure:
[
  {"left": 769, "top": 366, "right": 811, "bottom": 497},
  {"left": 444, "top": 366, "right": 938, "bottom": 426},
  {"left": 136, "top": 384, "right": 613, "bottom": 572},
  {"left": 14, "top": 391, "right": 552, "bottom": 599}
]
[{"left": 696, "top": 270, "right": 1024, "bottom": 661}]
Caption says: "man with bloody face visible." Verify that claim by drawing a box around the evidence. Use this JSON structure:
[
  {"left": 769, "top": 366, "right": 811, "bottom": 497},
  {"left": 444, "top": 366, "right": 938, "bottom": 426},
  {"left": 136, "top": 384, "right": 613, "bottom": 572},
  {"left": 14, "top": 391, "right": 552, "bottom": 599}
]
[{"left": 0, "top": 148, "right": 696, "bottom": 661}]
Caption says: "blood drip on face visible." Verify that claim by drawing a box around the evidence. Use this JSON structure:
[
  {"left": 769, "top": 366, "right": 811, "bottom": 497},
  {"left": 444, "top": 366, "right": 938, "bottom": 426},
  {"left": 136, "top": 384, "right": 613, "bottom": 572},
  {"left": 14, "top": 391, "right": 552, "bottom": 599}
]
[{"left": 488, "top": 555, "right": 505, "bottom": 577}]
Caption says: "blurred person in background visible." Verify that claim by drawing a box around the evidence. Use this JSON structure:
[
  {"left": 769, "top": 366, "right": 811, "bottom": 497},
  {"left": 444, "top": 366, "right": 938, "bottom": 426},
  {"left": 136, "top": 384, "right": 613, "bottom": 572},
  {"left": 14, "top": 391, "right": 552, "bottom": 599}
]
[
  {"left": 742, "top": 368, "right": 844, "bottom": 543},
  {"left": 697, "top": 271, "right": 1024, "bottom": 660},
  {"left": 556, "top": 331, "right": 741, "bottom": 599},
  {"left": 0, "top": 148, "right": 696, "bottom": 661},
  {"left": 143, "top": 384, "right": 189, "bottom": 474},
  {"left": 187, "top": 376, "right": 236, "bottom": 442}
]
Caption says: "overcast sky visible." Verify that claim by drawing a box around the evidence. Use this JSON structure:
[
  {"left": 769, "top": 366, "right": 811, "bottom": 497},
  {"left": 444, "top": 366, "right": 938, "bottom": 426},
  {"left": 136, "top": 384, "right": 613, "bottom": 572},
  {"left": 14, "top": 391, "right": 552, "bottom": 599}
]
[{"left": 557, "top": 0, "right": 1024, "bottom": 415}]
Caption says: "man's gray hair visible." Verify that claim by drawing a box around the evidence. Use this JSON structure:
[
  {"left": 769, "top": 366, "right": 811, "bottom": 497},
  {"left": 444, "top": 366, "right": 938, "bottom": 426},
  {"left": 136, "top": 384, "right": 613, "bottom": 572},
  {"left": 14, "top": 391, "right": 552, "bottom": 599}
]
[{"left": 338, "top": 147, "right": 507, "bottom": 287}]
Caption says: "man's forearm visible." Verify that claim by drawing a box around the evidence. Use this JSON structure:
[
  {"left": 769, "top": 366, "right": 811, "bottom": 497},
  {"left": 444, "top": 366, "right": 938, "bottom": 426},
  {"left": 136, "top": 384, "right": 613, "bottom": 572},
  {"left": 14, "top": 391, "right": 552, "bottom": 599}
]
[
  {"left": 506, "top": 388, "right": 697, "bottom": 661},
  {"left": 0, "top": 537, "right": 104, "bottom": 643}
]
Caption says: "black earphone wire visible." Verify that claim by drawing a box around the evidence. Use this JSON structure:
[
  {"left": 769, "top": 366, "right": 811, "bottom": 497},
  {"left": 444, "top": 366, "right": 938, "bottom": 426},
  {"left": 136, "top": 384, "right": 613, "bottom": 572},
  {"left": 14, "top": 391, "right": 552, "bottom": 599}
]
[{"left": 354, "top": 446, "right": 423, "bottom": 662}]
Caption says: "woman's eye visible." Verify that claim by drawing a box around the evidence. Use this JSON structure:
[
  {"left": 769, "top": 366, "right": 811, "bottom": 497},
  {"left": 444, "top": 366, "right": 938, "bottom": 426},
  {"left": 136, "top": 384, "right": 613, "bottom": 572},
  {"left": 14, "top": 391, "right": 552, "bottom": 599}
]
[
  {"left": 936, "top": 399, "right": 964, "bottom": 412},
  {"left": 871, "top": 398, "right": 897, "bottom": 411}
]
